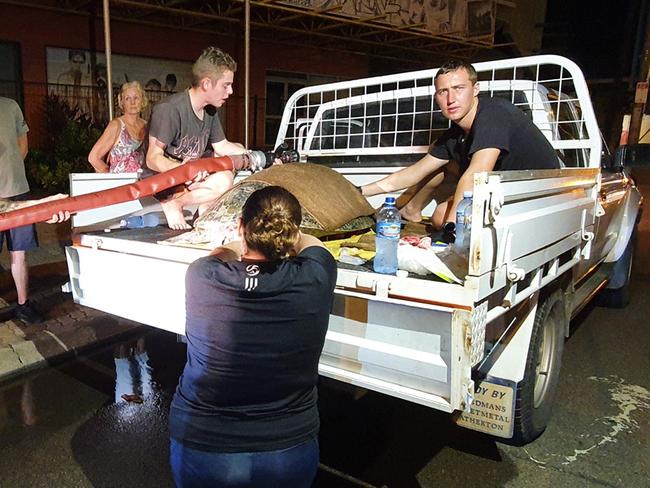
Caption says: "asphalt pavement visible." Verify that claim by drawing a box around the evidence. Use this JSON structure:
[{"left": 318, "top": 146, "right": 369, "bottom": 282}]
[
  {"left": 0, "top": 175, "right": 648, "bottom": 487},
  {"left": 0, "top": 274, "right": 647, "bottom": 488}
]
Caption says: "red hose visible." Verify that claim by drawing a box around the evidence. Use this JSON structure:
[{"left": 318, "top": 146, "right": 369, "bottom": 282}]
[{"left": 0, "top": 155, "right": 250, "bottom": 232}]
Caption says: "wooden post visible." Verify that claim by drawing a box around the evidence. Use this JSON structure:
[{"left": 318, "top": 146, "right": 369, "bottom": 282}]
[
  {"left": 628, "top": 79, "right": 648, "bottom": 144},
  {"left": 628, "top": 11, "right": 650, "bottom": 143},
  {"left": 103, "top": 0, "right": 114, "bottom": 121}
]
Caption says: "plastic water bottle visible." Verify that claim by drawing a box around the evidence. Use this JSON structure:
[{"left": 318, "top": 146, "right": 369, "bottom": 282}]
[
  {"left": 374, "top": 197, "right": 400, "bottom": 274},
  {"left": 120, "top": 213, "right": 160, "bottom": 229},
  {"left": 454, "top": 191, "right": 473, "bottom": 252}
]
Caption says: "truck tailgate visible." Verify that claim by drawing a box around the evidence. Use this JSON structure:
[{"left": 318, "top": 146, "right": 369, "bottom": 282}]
[{"left": 66, "top": 229, "right": 474, "bottom": 412}]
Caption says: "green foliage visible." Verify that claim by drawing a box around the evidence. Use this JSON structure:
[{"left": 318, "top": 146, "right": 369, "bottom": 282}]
[{"left": 26, "top": 95, "right": 102, "bottom": 193}]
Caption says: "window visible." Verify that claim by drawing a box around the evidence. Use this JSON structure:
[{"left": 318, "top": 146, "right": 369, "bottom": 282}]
[
  {"left": 264, "top": 71, "right": 338, "bottom": 148},
  {"left": 0, "top": 41, "right": 23, "bottom": 106}
]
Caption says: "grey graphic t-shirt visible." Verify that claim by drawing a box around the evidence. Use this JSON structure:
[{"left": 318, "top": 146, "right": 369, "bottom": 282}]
[
  {"left": 0, "top": 97, "right": 30, "bottom": 198},
  {"left": 149, "top": 90, "right": 225, "bottom": 162}
]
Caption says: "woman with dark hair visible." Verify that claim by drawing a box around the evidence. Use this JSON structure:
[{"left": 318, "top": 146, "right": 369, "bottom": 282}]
[{"left": 169, "top": 186, "right": 337, "bottom": 488}]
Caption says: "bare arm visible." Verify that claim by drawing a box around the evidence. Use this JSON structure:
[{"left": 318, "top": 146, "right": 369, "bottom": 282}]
[
  {"left": 17, "top": 134, "right": 28, "bottom": 161},
  {"left": 87, "top": 119, "right": 120, "bottom": 173},
  {"left": 360, "top": 153, "right": 449, "bottom": 196},
  {"left": 209, "top": 240, "right": 243, "bottom": 261},
  {"left": 447, "top": 148, "right": 500, "bottom": 222},
  {"left": 146, "top": 135, "right": 182, "bottom": 172},
  {"left": 212, "top": 139, "right": 247, "bottom": 157},
  {"left": 0, "top": 194, "right": 70, "bottom": 223},
  {"left": 0, "top": 199, "right": 23, "bottom": 213},
  {"left": 209, "top": 233, "right": 323, "bottom": 261},
  {"left": 293, "top": 231, "right": 325, "bottom": 254}
]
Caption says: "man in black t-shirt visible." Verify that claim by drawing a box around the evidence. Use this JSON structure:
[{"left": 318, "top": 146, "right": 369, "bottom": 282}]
[
  {"left": 359, "top": 60, "right": 559, "bottom": 232},
  {"left": 147, "top": 47, "right": 249, "bottom": 230}
]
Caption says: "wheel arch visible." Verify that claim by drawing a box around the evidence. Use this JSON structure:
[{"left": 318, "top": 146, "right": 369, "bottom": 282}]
[
  {"left": 604, "top": 188, "right": 642, "bottom": 263},
  {"left": 480, "top": 273, "right": 570, "bottom": 386}
]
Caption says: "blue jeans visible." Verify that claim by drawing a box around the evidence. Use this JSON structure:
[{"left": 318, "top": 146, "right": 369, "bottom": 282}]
[{"left": 170, "top": 437, "right": 319, "bottom": 488}]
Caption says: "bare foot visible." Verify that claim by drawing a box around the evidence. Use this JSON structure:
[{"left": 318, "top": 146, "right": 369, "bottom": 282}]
[
  {"left": 399, "top": 205, "right": 423, "bottom": 223},
  {"left": 161, "top": 198, "right": 192, "bottom": 230}
]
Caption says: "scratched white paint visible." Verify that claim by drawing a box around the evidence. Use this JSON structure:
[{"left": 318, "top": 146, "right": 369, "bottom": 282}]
[{"left": 563, "top": 375, "right": 650, "bottom": 465}]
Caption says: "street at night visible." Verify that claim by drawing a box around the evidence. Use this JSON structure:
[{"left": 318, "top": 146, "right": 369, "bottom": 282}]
[
  {"left": 1, "top": 1, "right": 650, "bottom": 487},
  {"left": 0, "top": 175, "right": 648, "bottom": 487}
]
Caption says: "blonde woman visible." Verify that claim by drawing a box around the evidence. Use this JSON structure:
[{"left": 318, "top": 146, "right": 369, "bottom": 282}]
[{"left": 88, "top": 81, "right": 148, "bottom": 173}]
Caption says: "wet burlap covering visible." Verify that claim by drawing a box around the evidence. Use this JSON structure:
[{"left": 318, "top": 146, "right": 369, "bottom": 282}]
[
  {"left": 246, "top": 163, "right": 374, "bottom": 230},
  {"left": 160, "top": 163, "right": 375, "bottom": 248}
]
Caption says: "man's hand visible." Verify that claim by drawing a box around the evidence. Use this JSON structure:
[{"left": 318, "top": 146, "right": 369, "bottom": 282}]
[
  {"left": 14, "top": 193, "right": 72, "bottom": 224},
  {"left": 441, "top": 222, "right": 456, "bottom": 244},
  {"left": 36, "top": 194, "right": 72, "bottom": 223},
  {"left": 46, "top": 210, "right": 71, "bottom": 224},
  {"left": 187, "top": 169, "right": 209, "bottom": 186},
  {"left": 448, "top": 147, "right": 500, "bottom": 220}
]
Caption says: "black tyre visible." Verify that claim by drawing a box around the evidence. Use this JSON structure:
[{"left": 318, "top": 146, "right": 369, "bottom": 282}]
[
  {"left": 510, "top": 290, "right": 566, "bottom": 445},
  {"left": 597, "top": 228, "right": 637, "bottom": 309}
]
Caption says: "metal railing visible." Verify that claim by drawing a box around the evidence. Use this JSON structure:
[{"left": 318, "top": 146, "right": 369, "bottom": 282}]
[
  {"left": 46, "top": 83, "right": 175, "bottom": 126},
  {"left": 276, "top": 55, "right": 601, "bottom": 168},
  {"left": 20, "top": 83, "right": 267, "bottom": 150}
]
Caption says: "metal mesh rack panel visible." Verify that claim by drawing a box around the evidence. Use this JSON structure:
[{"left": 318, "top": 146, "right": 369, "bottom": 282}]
[{"left": 275, "top": 55, "right": 600, "bottom": 168}]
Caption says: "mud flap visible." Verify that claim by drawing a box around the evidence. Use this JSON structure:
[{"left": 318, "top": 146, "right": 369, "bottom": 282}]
[{"left": 455, "top": 377, "right": 516, "bottom": 439}]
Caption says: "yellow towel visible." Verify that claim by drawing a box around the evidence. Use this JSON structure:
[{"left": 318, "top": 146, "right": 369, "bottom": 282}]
[{"left": 324, "top": 231, "right": 376, "bottom": 261}]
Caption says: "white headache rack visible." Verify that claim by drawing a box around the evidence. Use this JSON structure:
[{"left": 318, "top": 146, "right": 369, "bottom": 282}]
[{"left": 276, "top": 55, "right": 601, "bottom": 169}]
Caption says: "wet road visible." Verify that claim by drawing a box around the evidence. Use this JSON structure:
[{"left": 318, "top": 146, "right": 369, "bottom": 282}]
[
  {"left": 0, "top": 272, "right": 648, "bottom": 488},
  {"left": 1, "top": 177, "right": 649, "bottom": 488}
]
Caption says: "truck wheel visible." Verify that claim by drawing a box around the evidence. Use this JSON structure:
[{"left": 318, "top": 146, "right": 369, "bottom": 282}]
[
  {"left": 596, "top": 229, "right": 637, "bottom": 309},
  {"left": 510, "top": 290, "right": 565, "bottom": 445}
]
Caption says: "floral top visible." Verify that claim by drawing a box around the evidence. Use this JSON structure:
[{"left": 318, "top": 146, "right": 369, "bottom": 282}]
[{"left": 108, "top": 118, "right": 145, "bottom": 173}]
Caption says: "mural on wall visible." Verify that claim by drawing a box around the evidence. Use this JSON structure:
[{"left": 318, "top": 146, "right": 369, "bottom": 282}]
[
  {"left": 278, "top": 0, "right": 493, "bottom": 39},
  {"left": 466, "top": 0, "right": 494, "bottom": 37},
  {"left": 46, "top": 47, "right": 192, "bottom": 124}
]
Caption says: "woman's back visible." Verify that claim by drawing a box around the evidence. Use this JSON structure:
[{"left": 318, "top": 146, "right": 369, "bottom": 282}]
[{"left": 171, "top": 246, "right": 336, "bottom": 452}]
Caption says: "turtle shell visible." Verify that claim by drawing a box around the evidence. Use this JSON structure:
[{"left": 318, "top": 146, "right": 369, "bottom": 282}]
[{"left": 160, "top": 163, "right": 375, "bottom": 249}]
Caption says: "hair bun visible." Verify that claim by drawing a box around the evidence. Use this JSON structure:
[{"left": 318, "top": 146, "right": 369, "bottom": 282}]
[{"left": 241, "top": 186, "right": 302, "bottom": 260}]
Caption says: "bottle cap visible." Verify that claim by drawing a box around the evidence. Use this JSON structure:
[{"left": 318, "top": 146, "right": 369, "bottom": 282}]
[
  {"left": 463, "top": 191, "right": 473, "bottom": 198},
  {"left": 385, "top": 196, "right": 396, "bottom": 205}
]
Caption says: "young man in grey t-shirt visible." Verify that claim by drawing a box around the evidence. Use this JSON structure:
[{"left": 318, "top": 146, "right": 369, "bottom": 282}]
[{"left": 147, "top": 47, "right": 248, "bottom": 230}]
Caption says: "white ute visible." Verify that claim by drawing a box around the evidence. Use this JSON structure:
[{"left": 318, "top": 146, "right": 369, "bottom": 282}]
[{"left": 65, "top": 55, "right": 643, "bottom": 445}]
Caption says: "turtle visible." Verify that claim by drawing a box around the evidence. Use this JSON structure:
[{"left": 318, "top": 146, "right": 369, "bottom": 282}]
[{"left": 160, "top": 163, "right": 375, "bottom": 249}]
